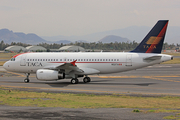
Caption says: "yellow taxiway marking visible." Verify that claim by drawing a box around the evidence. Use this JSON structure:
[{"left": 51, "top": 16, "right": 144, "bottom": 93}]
[
  {"left": 5, "top": 71, "right": 25, "bottom": 77},
  {"left": 92, "top": 75, "right": 180, "bottom": 79},
  {"left": 141, "top": 76, "right": 180, "bottom": 83},
  {"left": 155, "top": 76, "right": 180, "bottom": 77}
]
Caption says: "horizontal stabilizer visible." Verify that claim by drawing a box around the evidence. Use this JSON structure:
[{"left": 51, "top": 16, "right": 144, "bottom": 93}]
[{"left": 143, "top": 56, "right": 162, "bottom": 62}]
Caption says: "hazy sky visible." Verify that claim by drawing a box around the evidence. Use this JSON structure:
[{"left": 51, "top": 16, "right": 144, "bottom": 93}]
[{"left": 0, "top": 0, "right": 180, "bottom": 36}]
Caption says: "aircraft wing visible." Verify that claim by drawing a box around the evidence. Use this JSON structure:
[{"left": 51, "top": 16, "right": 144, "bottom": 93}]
[
  {"left": 43, "top": 60, "right": 100, "bottom": 75},
  {"left": 44, "top": 60, "right": 83, "bottom": 72},
  {"left": 143, "top": 56, "right": 162, "bottom": 62}
]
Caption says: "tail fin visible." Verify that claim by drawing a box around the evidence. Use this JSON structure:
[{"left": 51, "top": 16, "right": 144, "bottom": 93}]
[{"left": 131, "top": 20, "right": 168, "bottom": 53}]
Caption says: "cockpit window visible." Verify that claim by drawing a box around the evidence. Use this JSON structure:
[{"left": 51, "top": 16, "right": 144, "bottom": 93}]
[{"left": 10, "top": 58, "right": 15, "bottom": 61}]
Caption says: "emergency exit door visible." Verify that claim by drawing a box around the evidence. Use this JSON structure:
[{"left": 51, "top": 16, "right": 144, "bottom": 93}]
[
  {"left": 20, "top": 55, "right": 26, "bottom": 66},
  {"left": 126, "top": 54, "right": 132, "bottom": 66}
]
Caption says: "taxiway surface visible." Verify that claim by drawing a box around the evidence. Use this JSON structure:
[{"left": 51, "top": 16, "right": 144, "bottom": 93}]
[{"left": 0, "top": 64, "right": 180, "bottom": 96}]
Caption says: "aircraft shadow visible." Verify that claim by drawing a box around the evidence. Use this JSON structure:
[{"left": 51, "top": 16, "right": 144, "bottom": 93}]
[
  {"left": 47, "top": 81, "right": 157, "bottom": 88},
  {"left": 0, "top": 80, "right": 157, "bottom": 87}
]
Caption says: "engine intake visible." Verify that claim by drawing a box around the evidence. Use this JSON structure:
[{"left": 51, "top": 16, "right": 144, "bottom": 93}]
[{"left": 36, "top": 69, "right": 64, "bottom": 81}]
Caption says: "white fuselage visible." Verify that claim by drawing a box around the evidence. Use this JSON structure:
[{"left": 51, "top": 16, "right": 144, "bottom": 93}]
[{"left": 3, "top": 52, "right": 172, "bottom": 75}]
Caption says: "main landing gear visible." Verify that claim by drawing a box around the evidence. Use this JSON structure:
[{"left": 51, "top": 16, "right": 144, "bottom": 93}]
[
  {"left": 70, "top": 77, "right": 91, "bottom": 84},
  {"left": 71, "top": 78, "right": 79, "bottom": 84},
  {"left": 83, "top": 77, "right": 91, "bottom": 83},
  {"left": 24, "top": 73, "right": 30, "bottom": 83}
]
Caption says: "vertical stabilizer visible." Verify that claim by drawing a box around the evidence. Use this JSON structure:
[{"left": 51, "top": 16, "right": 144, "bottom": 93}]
[{"left": 131, "top": 20, "right": 168, "bottom": 53}]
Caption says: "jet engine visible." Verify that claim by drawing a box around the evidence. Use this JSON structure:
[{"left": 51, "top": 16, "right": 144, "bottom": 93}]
[{"left": 36, "top": 69, "right": 65, "bottom": 81}]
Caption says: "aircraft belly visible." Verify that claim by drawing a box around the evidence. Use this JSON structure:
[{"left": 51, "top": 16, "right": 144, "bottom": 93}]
[{"left": 77, "top": 63, "right": 130, "bottom": 74}]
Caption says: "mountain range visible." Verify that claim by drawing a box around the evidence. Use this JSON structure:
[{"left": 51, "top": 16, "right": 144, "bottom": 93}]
[
  {"left": 41, "top": 26, "right": 180, "bottom": 44},
  {"left": 0, "top": 29, "right": 46, "bottom": 44},
  {"left": 0, "top": 26, "right": 180, "bottom": 44},
  {"left": 99, "top": 35, "right": 130, "bottom": 43}
]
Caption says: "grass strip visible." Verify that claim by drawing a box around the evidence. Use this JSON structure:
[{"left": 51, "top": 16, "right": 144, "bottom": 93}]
[
  {"left": 165, "top": 53, "right": 180, "bottom": 56},
  {"left": 163, "top": 114, "right": 180, "bottom": 120},
  {"left": 161, "top": 58, "right": 180, "bottom": 64},
  {"left": 0, "top": 53, "right": 17, "bottom": 59},
  {"left": 0, "top": 88, "right": 180, "bottom": 109},
  {"left": 0, "top": 61, "right": 5, "bottom": 66}
]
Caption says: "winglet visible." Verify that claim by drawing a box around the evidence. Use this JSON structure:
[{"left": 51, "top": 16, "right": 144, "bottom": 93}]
[{"left": 70, "top": 60, "right": 77, "bottom": 66}]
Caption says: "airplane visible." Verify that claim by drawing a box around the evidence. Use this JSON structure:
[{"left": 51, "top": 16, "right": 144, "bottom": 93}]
[{"left": 3, "top": 20, "right": 173, "bottom": 84}]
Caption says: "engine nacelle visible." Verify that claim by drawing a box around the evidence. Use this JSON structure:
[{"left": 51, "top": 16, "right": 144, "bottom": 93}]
[{"left": 36, "top": 69, "right": 64, "bottom": 81}]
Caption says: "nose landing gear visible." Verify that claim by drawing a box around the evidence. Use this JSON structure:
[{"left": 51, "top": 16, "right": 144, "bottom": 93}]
[{"left": 24, "top": 73, "right": 30, "bottom": 83}]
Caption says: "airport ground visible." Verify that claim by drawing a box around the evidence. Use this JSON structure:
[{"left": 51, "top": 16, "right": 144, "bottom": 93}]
[
  {"left": 0, "top": 64, "right": 180, "bottom": 119},
  {"left": 0, "top": 64, "right": 180, "bottom": 96}
]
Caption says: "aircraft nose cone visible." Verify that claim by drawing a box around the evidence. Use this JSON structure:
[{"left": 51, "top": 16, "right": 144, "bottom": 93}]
[{"left": 3, "top": 62, "right": 8, "bottom": 70}]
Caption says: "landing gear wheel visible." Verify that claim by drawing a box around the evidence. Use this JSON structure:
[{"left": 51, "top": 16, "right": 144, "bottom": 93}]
[
  {"left": 87, "top": 77, "right": 91, "bottom": 82},
  {"left": 24, "top": 73, "right": 30, "bottom": 83},
  {"left": 83, "top": 77, "right": 88, "bottom": 83},
  {"left": 71, "top": 78, "right": 79, "bottom": 84},
  {"left": 83, "top": 77, "right": 91, "bottom": 83},
  {"left": 24, "top": 79, "right": 29, "bottom": 83}
]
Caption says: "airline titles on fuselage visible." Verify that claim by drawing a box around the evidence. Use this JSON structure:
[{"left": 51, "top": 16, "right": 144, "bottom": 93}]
[{"left": 27, "top": 62, "right": 43, "bottom": 67}]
